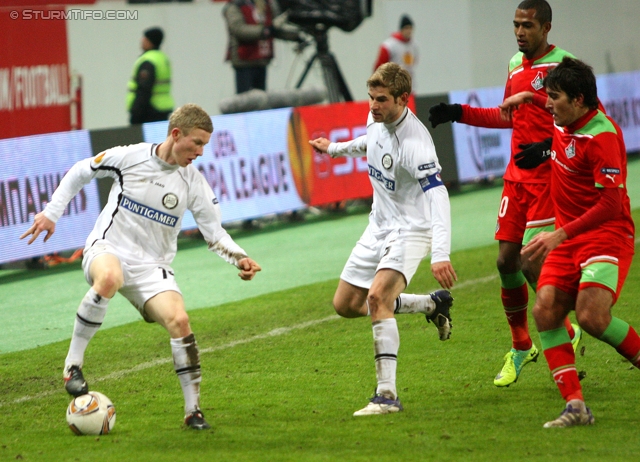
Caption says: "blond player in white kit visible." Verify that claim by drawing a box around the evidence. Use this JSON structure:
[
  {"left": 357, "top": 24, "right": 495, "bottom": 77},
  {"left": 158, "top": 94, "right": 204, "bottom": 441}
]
[
  {"left": 309, "top": 63, "right": 457, "bottom": 416},
  {"left": 21, "top": 103, "right": 261, "bottom": 430}
]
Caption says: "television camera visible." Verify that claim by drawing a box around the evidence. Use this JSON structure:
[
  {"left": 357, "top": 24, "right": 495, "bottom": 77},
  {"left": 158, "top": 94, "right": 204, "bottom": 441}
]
[{"left": 278, "top": 0, "right": 373, "bottom": 102}]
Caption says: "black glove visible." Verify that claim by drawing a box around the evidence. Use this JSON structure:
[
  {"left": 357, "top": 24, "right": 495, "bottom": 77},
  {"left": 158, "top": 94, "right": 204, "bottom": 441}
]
[
  {"left": 428, "top": 103, "right": 462, "bottom": 128},
  {"left": 514, "top": 137, "right": 553, "bottom": 169}
]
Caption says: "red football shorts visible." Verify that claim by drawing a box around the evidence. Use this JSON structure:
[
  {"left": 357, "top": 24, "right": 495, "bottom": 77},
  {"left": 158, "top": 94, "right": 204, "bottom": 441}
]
[
  {"left": 495, "top": 180, "right": 555, "bottom": 245},
  {"left": 538, "top": 233, "right": 634, "bottom": 303}
]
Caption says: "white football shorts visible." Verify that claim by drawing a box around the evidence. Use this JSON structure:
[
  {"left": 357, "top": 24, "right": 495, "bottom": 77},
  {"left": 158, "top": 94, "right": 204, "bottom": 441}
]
[
  {"left": 340, "top": 226, "right": 431, "bottom": 289},
  {"left": 82, "top": 242, "right": 182, "bottom": 322}
]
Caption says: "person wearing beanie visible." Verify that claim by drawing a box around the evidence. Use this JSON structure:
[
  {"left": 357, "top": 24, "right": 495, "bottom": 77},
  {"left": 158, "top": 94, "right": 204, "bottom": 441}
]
[
  {"left": 373, "top": 14, "right": 419, "bottom": 90},
  {"left": 223, "top": 0, "right": 303, "bottom": 94},
  {"left": 127, "top": 26, "right": 175, "bottom": 124},
  {"left": 399, "top": 15, "right": 413, "bottom": 29},
  {"left": 144, "top": 27, "right": 164, "bottom": 49}
]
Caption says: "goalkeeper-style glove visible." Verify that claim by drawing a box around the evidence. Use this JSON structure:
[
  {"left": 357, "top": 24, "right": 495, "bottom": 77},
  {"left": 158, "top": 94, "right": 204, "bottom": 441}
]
[
  {"left": 428, "top": 103, "right": 462, "bottom": 128},
  {"left": 514, "top": 137, "right": 553, "bottom": 169}
]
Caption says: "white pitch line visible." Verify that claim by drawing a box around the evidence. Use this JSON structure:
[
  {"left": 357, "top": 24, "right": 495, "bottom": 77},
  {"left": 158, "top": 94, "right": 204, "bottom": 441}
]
[
  {"left": 0, "top": 316, "right": 340, "bottom": 408},
  {"left": 0, "top": 272, "right": 512, "bottom": 408},
  {"left": 450, "top": 274, "right": 498, "bottom": 289}
]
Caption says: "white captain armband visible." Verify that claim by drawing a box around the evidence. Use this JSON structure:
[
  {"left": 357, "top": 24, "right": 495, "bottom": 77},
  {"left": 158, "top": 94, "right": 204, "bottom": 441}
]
[{"left": 419, "top": 172, "right": 444, "bottom": 192}]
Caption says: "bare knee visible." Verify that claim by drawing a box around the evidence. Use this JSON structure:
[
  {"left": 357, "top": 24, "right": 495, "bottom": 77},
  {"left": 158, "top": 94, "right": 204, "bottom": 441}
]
[
  {"left": 532, "top": 299, "right": 562, "bottom": 332},
  {"left": 333, "top": 281, "right": 368, "bottom": 318},
  {"left": 332, "top": 300, "right": 349, "bottom": 317},
  {"left": 575, "top": 309, "right": 610, "bottom": 338},
  {"left": 496, "top": 255, "right": 515, "bottom": 275},
  {"left": 164, "top": 310, "right": 191, "bottom": 337},
  {"left": 496, "top": 240, "right": 527, "bottom": 278},
  {"left": 532, "top": 286, "right": 574, "bottom": 332},
  {"left": 532, "top": 302, "right": 548, "bottom": 326},
  {"left": 367, "top": 289, "right": 394, "bottom": 318},
  {"left": 92, "top": 269, "right": 123, "bottom": 298},
  {"left": 574, "top": 289, "right": 614, "bottom": 338},
  {"left": 332, "top": 296, "right": 362, "bottom": 318},
  {"left": 366, "top": 291, "right": 380, "bottom": 314},
  {"left": 520, "top": 258, "right": 541, "bottom": 287}
]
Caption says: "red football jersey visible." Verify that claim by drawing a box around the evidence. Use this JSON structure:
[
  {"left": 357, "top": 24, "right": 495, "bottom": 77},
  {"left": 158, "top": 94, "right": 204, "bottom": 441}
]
[
  {"left": 551, "top": 109, "right": 635, "bottom": 241},
  {"left": 461, "top": 45, "right": 576, "bottom": 184}
]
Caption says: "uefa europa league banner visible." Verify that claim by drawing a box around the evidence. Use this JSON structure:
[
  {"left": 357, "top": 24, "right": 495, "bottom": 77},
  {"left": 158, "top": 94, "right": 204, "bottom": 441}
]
[
  {"left": 143, "top": 102, "right": 383, "bottom": 229},
  {"left": 142, "top": 108, "right": 306, "bottom": 229}
]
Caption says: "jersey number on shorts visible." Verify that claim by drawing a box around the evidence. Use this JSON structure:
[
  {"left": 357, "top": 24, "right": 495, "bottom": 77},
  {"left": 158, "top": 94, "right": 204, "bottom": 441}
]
[{"left": 498, "top": 196, "right": 509, "bottom": 218}]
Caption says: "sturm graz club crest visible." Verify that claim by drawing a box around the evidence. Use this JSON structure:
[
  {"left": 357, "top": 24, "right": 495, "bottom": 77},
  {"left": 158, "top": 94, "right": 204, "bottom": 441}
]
[
  {"left": 382, "top": 153, "right": 393, "bottom": 169},
  {"left": 162, "top": 193, "right": 179, "bottom": 209}
]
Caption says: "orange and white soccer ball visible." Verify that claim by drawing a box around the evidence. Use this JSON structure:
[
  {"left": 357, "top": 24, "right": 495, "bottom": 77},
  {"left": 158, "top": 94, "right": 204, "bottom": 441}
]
[{"left": 66, "top": 391, "right": 116, "bottom": 435}]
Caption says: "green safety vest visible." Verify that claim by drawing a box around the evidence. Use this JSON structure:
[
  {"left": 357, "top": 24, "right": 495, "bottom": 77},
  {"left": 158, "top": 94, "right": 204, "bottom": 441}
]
[{"left": 126, "top": 50, "right": 174, "bottom": 112}]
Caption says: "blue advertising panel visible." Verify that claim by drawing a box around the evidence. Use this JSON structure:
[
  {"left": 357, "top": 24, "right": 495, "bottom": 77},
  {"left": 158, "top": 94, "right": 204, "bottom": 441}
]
[{"left": 0, "top": 130, "right": 101, "bottom": 264}]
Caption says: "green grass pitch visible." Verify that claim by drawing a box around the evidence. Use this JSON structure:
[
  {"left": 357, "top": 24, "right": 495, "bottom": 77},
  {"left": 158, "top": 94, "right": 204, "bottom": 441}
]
[{"left": 1, "top": 212, "right": 640, "bottom": 461}]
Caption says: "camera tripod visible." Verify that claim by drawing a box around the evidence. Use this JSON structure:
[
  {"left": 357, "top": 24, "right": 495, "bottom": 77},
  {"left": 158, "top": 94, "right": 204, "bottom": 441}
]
[{"left": 295, "top": 25, "right": 353, "bottom": 103}]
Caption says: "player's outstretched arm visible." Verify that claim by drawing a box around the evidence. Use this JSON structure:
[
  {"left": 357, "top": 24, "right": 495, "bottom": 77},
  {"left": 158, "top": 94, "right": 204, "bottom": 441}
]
[
  {"left": 431, "top": 261, "right": 457, "bottom": 290},
  {"left": 428, "top": 102, "right": 462, "bottom": 128},
  {"left": 20, "top": 212, "right": 56, "bottom": 245},
  {"left": 308, "top": 137, "right": 331, "bottom": 153},
  {"left": 310, "top": 135, "right": 367, "bottom": 158},
  {"left": 237, "top": 257, "right": 261, "bottom": 281},
  {"left": 499, "top": 91, "right": 535, "bottom": 121}
]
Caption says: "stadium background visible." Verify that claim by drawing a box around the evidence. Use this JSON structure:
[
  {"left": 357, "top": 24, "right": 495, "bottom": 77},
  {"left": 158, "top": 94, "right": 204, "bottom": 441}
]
[
  {"left": 2, "top": 0, "right": 640, "bottom": 350},
  {"left": 54, "top": 0, "right": 640, "bottom": 130}
]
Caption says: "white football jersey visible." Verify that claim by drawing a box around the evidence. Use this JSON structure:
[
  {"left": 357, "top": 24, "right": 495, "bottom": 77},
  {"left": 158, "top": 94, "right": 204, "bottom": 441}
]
[
  {"left": 328, "top": 107, "right": 451, "bottom": 263},
  {"left": 44, "top": 143, "right": 247, "bottom": 267}
]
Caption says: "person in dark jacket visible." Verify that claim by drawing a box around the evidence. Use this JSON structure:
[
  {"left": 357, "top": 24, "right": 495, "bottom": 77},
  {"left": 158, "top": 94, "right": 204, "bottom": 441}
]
[{"left": 223, "top": 0, "right": 302, "bottom": 94}]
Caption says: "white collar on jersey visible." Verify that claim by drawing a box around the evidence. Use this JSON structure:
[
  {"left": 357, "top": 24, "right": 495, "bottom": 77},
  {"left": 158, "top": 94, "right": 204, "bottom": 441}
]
[
  {"left": 152, "top": 144, "right": 181, "bottom": 172},
  {"left": 384, "top": 106, "right": 409, "bottom": 131}
]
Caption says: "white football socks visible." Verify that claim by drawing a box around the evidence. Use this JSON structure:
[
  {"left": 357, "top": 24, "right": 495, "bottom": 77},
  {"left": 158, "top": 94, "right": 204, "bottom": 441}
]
[
  {"left": 171, "top": 333, "right": 202, "bottom": 414},
  {"left": 372, "top": 318, "right": 400, "bottom": 399},
  {"left": 394, "top": 293, "right": 435, "bottom": 315},
  {"left": 65, "top": 288, "right": 109, "bottom": 368}
]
